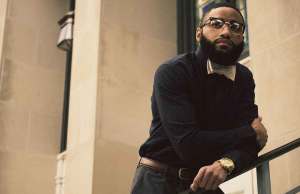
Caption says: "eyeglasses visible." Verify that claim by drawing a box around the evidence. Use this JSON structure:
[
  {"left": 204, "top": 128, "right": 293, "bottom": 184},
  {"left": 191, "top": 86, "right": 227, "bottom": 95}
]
[{"left": 201, "top": 17, "right": 245, "bottom": 34}]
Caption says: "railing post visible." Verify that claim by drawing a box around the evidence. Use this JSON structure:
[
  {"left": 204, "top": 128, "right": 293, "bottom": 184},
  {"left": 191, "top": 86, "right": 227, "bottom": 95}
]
[{"left": 256, "top": 161, "right": 272, "bottom": 194}]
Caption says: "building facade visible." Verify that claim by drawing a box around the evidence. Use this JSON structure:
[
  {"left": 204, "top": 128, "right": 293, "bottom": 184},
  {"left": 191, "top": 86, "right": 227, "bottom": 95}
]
[{"left": 0, "top": 0, "right": 299, "bottom": 194}]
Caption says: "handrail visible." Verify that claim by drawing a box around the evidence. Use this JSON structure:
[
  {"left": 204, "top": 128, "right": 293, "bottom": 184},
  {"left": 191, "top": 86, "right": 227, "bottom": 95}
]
[
  {"left": 222, "top": 137, "right": 300, "bottom": 194},
  {"left": 226, "top": 137, "right": 300, "bottom": 181},
  {"left": 184, "top": 138, "right": 300, "bottom": 194}
]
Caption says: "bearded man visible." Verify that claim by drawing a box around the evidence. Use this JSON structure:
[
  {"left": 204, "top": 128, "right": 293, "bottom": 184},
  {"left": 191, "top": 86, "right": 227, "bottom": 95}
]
[{"left": 130, "top": 3, "right": 268, "bottom": 194}]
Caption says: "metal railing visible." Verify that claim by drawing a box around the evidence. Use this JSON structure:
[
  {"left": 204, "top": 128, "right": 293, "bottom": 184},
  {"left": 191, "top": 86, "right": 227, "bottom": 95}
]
[{"left": 226, "top": 137, "right": 300, "bottom": 194}]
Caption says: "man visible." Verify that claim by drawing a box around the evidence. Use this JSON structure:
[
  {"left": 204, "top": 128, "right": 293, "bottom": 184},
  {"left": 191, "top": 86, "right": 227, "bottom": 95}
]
[{"left": 131, "top": 3, "right": 268, "bottom": 194}]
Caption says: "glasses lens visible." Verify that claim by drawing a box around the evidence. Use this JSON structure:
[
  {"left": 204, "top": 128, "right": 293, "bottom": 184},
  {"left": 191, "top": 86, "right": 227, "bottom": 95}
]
[
  {"left": 210, "top": 19, "right": 224, "bottom": 29},
  {"left": 230, "top": 22, "right": 243, "bottom": 33},
  {"left": 205, "top": 17, "right": 244, "bottom": 33}
]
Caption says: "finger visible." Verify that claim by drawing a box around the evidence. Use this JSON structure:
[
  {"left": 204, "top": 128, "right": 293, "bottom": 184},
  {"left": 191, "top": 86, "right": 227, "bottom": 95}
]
[
  {"left": 212, "top": 173, "right": 227, "bottom": 190},
  {"left": 212, "top": 181, "right": 220, "bottom": 190},
  {"left": 190, "top": 168, "right": 206, "bottom": 191},
  {"left": 200, "top": 170, "right": 212, "bottom": 189},
  {"left": 190, "top": 182, "right": 198, "bottom": 192},
  {"left": 190, "top": 183, "right": 197, "bottom": 192},
  {"left": 205, "top": 173, "right": 216, "bottom": 190},
  {"left": 211, "top": 177, "right": 221, "bottom": 190}
]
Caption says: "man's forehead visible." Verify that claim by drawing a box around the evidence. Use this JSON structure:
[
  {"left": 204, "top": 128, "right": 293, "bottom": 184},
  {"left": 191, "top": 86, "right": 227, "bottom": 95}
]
[{"left": 206, "top": 7, "right": 244, "bottom": 23}]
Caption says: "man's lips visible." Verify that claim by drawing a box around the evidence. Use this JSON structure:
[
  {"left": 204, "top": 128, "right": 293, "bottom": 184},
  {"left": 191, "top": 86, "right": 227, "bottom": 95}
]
[{"left": 215, "top": 39, "right": 233, "bottom": 46}]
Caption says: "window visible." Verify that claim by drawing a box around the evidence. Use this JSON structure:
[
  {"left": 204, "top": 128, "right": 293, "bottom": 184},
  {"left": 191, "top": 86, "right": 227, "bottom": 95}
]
[{"left": 195, "top": 0, "right": 249, "bottom": 59}]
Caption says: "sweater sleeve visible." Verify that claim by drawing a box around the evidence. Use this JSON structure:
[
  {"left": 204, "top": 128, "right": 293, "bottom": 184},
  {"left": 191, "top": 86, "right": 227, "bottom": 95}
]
[{"left": 221, "top": 69, "right": 260, "bottom": 173}]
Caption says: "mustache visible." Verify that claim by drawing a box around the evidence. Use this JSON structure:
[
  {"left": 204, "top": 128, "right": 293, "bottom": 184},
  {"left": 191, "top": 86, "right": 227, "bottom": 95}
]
[{"left": 214, "top": 38, "right": 234, "bottom": 46}]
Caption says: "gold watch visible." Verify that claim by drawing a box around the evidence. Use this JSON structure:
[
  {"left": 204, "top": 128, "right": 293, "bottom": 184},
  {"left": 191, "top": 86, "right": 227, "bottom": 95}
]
[{"left": 217, "top": 157, "right": 235, "bottom": 175}]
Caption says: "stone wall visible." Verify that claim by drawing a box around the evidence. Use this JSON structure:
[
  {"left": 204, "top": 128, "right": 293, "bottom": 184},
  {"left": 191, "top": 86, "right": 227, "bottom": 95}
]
[
  {"left": 248, "top": 0, "right": 300, "bottom": 193},
  {"left": 0, "top": 0, "right": 68, "bottom": 193},
  {"left": 92, "top": 0, "right": 177, "bottom": 193}
]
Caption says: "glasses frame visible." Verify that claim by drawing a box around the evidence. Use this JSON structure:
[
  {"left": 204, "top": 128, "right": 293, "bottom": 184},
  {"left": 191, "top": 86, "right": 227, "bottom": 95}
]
[{"left": 201, "top": 17, "right": 245, "bottom": 34}]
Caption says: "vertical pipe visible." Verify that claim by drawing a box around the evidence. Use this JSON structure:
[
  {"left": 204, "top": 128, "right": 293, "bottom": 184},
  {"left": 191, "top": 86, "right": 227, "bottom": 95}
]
[
  {"left": 176, "top": 0, "right": 184, "bottom": 54},
  {"left": 60, "top": 0, "right": 75, "bottom": 152},
  {"left": 70, "top": 0, "right": 75, "bottom": 10},
  {"left": 60, "top": 49, "right": 72, "bottom": 152},
  {"left": 176, "top": 0, "right": 196, "bottom": 54},
  {"left": 257, "top": 162, "right": 272, "bottom": 194},
  {"left": 189, "top": 0, "right": 197, "bottom": 51}
]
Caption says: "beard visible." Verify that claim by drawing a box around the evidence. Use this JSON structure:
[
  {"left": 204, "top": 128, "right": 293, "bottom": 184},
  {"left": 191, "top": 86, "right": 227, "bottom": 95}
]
[{"left": 200, "top": 35, "right": 244, "bottom": 66}]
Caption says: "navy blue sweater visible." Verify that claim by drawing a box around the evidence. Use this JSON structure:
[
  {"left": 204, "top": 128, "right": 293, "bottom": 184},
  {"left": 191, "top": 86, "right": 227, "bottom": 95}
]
[{"left": 139, "top": 48, "right": 259, "bottom": 174}]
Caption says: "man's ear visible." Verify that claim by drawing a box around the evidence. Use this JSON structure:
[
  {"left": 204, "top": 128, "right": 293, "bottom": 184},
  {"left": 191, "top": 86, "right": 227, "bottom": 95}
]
[{"left": 196, "top": 27, "right": 202, "bottom": 43}]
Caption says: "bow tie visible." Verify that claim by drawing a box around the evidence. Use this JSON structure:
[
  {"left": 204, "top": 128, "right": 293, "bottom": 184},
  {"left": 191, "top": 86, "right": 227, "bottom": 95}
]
[{"left": 207, "top": 59, "right": 236, "bottom": 81}]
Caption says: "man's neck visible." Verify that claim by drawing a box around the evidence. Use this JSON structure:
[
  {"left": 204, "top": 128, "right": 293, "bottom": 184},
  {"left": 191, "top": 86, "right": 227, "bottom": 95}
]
[{"left": 207, "top": 59, "right": 236, "bottom": 81}]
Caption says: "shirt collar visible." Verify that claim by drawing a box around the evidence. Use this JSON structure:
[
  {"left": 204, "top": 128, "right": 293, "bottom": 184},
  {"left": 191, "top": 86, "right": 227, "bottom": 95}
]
[{"left": 207, "top": 59, "right": 236, "bottom": 81}]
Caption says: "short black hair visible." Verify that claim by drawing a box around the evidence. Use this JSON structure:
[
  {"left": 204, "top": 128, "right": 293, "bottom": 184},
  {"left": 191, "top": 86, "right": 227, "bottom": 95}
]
[{"left": 198, "top": 2, "right": 245, "bottom": 27}]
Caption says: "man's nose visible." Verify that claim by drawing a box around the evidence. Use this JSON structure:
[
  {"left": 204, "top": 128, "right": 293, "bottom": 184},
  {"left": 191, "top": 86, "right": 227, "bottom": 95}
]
[{"left": 219, "top": 25, "right": 232, "bottom": 38}]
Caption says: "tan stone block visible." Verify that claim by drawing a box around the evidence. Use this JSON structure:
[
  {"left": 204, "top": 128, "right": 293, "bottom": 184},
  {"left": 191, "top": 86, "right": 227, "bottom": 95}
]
[
  {"left": 247, "top": 0, "right": 280, "bottom": 53},
  {"left": 66, "top": 0, "right": 102, "bottom": 147},
  {"left": 270, "top": 154, "right": 290, "bottom": 194},
  {"left": 0, "top": 59, "right": 65, "bottom": 115},
  {"left": 99, "top": 84, "right": 150, "bottom": 146},
  {"left": 70, "top": 0, "right": 100, "bottom": 86},
  {"left": 0, "top": 151, "right": 29, "bottom": 194},
  {"left": 275, "top": 0, "right": 300, "bottom": 39},
  {"left": 248, "top": 0, "right": 300, "bottom": 54},
  {"left": 64, "top": 140, "right": 95, "bottom": 194},
  {"left": 101, "top": 0, "right": 176, "bottom": 43},
  {"left": 3, "top": 19, "right": 38, "bottom": 67},
  {"left": 7, "top": 0, "right": 67, "bottom": 29},
  {"left": 23, "top": 153, "right": 57, "bottom": 194},
  {"left": 0, "top": 59, "right": 35, "bottom": 108},
  {"left": 0, "top": 58, "right": 24, "bottom": 102},
  {"left": 251, "top": 33, "right": 300, "bottom": 152},
  {"left": 27, "top": 112, "right": 61, "bottom": 154},
  {"left": 100, "top": 23, "right": 175, "bottom": 93},
  {"left": 67, "top": 78, "right": 97, "bottom": 146},
  {"left": 36, "top": 29, "right": 66, "bottom": 72},
  {"left": 92, "top": 139, "right": 139, "bottom": 194},
  {"left": 98, "top": 22, "right": 176, "bottom": 145},
  {"left": 268, "top": 148, "right": 300, "bottom": 194},
  {"left": 286, "top": 148, "right": 300, "bottom": 190},
  {"left": 0, "top": 103, "right": 30, "bottom": 152},
  {"left": 3, "top": 1, "right": 67, "bottom": 72},
  {"left": 27, "top": 67, "right": 65, "bottom": 116},
  {"left": 263, "top": 41, "right": 300, "bottom": 132},
  {"left": 0, "top": 151, "right": 56, "bottom": 194},
  {"left": 0, "top": 0, "right": 68, "bottom": 194}
]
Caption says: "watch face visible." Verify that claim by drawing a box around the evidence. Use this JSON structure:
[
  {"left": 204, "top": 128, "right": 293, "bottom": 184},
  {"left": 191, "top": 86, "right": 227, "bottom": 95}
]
[
  {"left": 220, "top": 159, "right": 234, "bottom": 172},
  {"left": 224, "top": 160, "right": 232, "bottom": 167}
]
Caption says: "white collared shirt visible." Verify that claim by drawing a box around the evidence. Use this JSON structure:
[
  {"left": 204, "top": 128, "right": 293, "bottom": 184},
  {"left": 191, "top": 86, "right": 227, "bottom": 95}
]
[{"left": 207, "top": 59, "right": 236, "bottom": 81}]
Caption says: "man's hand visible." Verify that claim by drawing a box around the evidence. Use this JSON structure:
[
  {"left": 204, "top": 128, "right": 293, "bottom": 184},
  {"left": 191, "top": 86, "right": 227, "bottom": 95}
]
[
  {"left": 190, "top": 161, "right": 228, "bottom": 192},
  {"left": 251, "top": 117, "right": 268, "bottom": 149}
]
